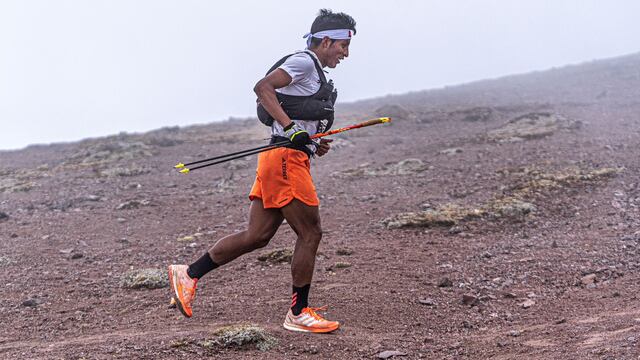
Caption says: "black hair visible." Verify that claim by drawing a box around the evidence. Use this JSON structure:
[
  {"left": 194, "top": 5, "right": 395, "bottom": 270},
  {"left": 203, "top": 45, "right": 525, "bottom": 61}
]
[
  {"left": 311, "top": 8, "right": 356, "bottom": 34},
  {"left": 309, "top": 8, "right": 356, "bottom": 39}
]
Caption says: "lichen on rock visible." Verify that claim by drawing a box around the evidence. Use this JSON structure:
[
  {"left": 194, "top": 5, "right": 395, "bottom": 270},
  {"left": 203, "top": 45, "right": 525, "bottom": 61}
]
[
  {"left": 121, "top": 268, "right": 168, "bottom": 289},
  {"left": 207, "top": 324, "right": 277, "bottom": 351},
  {"left": 257, "top": 249, "right": 293, "bottom": 264}
]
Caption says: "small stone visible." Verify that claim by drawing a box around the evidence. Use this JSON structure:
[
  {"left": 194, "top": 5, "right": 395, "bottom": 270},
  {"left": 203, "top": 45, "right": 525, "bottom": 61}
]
[
  {"left": 462, "top": 294, "right": 478, "bottom": 306},
  {"left": 481, "top": 251, "right": 493, "bottom": 259},
  {"left": 438, "top": 277, "right": 453, "bottom": 287},
  {"left": 479, "top": 294, "right": 497, "bottom": 302},
  {"left": 115, "top": 199, "right": 151, "bottom": 210},
  {"left": 0, "top": 212, "right": 9, "bottom": 221},
  {"left": 333, "top": 262, "right": 351, "bottom": 269},
  {"left": 377, "top": 350, "right": 407, "bottom": 359},
  {"left": 521, "top": 299, "right": 535, "bottom": 308},
  {"left": 303, "top": 345, "right": 319, "bottom": 354},
  {"left": 555, "top": 318, "right": 566, "bottom": 324},
  {"left": 419, "top": 203, "right": 433, "bottom": 210},
  {"left": 22, "top": 298, "right": 43, "bottom": 307},
  {"left": 439, "top": 147, "right": 463, "bottom": 156},
  {"left": 336, "top": 248, "right": 354, "bottom": 256},
  {"left": 0, "top": 256, "right": 12, "bottom": 266},
  {"left": 448, "top": 225, "right": 464, "bottom": 235},
  {"left": 581, "top": 273, "right": 596, "bottom": 286},
  {"left": 70, "top": 252, "right": 83, "bottom": 259},
  {"left": 325, "top": 262, "right": 352, "bottom": 271},
  {"left": 509, "top": 330, "right": 522, "bottom": 337},
  {"left": 418, "top": 298, "right": 436, "bottom": 306},
  {"left": 503, "top": 292, "right": 517, "bottom": 299},
  {"left": 462, "top": 320, "right": 473, "bottom": 329}
]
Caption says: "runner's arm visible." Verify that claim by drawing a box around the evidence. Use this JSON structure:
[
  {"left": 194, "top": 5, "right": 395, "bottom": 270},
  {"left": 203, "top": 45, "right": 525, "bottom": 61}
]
[{"left": 254, "top": 69, "right": 295, "bottom": 129}]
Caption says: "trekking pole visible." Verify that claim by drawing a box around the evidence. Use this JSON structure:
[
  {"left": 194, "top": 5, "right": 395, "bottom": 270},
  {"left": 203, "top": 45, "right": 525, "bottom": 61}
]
[
  {"left": 174, "top": 140, "right": 289, "bottom": 170},
  {"left": 177, "top": 143, "right": 288, "bottom": 174},
  {"left": 311, "top": 117, "right": 390, "bottom": 139},
  {"left": 176, "top": 117, "right": 391, "bottom": 174}
]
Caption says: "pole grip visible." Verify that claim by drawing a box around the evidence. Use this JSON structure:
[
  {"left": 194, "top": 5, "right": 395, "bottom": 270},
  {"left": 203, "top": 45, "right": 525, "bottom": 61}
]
[{"left": 360, "top": 117, "right": 390, "bottom": 127}]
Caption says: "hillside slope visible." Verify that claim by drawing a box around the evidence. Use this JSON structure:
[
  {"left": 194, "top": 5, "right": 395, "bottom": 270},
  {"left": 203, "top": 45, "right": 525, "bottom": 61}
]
[{"left": 1, "top": 52, "right": 639, "bottom": 359}]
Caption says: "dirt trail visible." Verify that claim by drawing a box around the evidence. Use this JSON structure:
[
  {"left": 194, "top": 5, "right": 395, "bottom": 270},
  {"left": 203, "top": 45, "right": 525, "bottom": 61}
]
[{"left": 1, "top": 53, "right": 640, "bottom": 358}]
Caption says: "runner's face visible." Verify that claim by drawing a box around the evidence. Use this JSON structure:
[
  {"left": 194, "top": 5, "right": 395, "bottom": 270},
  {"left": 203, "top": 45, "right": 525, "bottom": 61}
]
[{"left": 325, "top": 39, "right": 350, "bottom": 68}]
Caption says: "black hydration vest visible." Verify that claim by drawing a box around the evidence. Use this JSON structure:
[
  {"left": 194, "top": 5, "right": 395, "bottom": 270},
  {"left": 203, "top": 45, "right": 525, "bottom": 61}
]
[{"left": 256, "top": 50, "right": 337, "bottom": 133}]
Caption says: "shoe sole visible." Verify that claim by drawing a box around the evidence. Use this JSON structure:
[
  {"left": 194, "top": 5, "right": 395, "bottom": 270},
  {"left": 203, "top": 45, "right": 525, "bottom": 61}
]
[
  {"left": 168, "top": 266, "right": 191, "bottom": 318},
  {"left": 282, "top": 321, "right": 340, "bottom": 333}
]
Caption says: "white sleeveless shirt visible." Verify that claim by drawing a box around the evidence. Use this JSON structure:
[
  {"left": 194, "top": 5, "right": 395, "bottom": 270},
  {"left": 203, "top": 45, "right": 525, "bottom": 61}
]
[{"left": 271, "top": 50, "right": 331, "bottom": 152}]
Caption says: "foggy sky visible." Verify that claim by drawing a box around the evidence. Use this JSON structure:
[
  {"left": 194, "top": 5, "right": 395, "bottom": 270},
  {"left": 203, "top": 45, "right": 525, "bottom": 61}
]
[{"left": 1, "top": 0, "right": 639, "bottom": 150}]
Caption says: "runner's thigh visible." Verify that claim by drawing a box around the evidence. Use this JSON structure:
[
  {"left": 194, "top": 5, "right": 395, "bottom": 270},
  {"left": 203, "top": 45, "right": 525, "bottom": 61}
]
[
  {"left": 280, "top": 199, "right": 321, "bottom": 236},
  {"left": 247, "top": 199, "right": 284, "bottom": 238}
]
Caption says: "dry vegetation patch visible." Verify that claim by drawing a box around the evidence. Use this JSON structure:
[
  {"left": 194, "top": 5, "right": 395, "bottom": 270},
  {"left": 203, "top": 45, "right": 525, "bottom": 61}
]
[
  {"left": 332, "top": 158, "right": 428, "bottom": 178},
  {"left": 487, "top": 112, "right": 580, "bottom": 142},
  {"left": 203, "top": 324, "right": 277, "bottom": 351},
  {"left": 383, "top": 166, "right": 622, "bottom": 229},
  {"left": 121, "top": 268, "right": 168, "bottom": 289},
  {"left": 65, "top": 139, "right": 153, "bottom": 167},
  {"left": 0, "top": 168, "right": 47, "bottom": 193},
  {"left": 257, "top": 249, "right": 293, "bottom": 264}
]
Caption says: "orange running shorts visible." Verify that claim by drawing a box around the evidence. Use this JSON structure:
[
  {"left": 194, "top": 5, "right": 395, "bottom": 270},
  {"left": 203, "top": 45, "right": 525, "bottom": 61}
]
[{"left": 249, "top": 147, "right": 319, "bottom": 209}]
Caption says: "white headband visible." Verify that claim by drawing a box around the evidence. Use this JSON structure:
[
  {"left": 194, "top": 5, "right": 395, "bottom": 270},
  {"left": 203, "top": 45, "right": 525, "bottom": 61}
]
[{"left": 303, "top": 29, "right": 353, "bottom": 48}]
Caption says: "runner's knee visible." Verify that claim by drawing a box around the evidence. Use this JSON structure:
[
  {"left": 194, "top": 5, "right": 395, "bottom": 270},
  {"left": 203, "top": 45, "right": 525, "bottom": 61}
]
[
  {"left": 301, "top": 225, "right": 322, "bottom": 244},
  {"left": 250, "top": 231, "right": 274, "bottom": 249}
]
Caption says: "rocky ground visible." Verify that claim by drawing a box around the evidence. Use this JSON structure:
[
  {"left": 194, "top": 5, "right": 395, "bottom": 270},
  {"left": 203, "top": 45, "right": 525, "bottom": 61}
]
[{"left": 1, "top": 52, "right": 640, "bottom": 359}]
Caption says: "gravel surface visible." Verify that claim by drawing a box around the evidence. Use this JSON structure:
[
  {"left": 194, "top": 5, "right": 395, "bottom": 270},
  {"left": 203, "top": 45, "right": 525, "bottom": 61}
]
[{"left": 1, "top": 52, "right": 640, "bottom": 359}]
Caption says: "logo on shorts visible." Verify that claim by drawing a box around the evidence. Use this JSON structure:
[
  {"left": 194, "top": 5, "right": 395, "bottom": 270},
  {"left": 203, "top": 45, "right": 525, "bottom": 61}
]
[{"left": 281, "top": 158, "right": 288, "bottom": 179}]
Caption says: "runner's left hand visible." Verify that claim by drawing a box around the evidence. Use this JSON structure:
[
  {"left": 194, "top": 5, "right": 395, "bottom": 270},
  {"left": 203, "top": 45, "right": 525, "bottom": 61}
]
[{"left": 315, "top": 138, "right": 333, "bottom": 157}]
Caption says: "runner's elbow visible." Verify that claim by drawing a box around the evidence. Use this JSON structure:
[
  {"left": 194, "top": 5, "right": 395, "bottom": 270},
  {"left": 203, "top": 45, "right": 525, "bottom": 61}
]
[{"left": 253, "top": 80, "right": 270, "bottom": 97}]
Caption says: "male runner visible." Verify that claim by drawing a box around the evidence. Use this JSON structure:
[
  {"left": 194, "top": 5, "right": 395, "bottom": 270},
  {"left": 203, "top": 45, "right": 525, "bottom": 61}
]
[{"left": 169, "top": 9, "right": 356, "bottom": 333}]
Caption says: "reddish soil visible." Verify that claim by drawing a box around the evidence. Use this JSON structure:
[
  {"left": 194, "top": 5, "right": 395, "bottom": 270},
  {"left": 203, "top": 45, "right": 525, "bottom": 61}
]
[{"left": 1, "top": 52, "right": 640, "bottom": 359}]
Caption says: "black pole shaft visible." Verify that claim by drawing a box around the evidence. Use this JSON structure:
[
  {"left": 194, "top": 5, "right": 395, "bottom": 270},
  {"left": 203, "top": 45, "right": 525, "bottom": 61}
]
[
  {"left": 186, "top": 143, "right": 289, "bottom": 171},
  {"left": 183, "top": 140, "right": 290, "bottom": 167}
]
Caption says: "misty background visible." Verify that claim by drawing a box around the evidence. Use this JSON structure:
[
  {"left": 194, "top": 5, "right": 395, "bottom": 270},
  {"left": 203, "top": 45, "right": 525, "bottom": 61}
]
[{"left": 1, "top": 0, "right": 639, "bottom": 151}]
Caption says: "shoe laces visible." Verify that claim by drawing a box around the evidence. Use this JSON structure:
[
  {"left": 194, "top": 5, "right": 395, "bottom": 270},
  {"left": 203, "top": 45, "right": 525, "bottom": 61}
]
[{"left": 304, "top": 306, "right": 328, "bottom": 321}]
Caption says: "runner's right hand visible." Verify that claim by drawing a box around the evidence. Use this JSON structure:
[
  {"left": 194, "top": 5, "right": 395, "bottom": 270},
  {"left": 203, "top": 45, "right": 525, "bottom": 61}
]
[{"left": 284, "top": 123, "right": 312, "bottom": 146}]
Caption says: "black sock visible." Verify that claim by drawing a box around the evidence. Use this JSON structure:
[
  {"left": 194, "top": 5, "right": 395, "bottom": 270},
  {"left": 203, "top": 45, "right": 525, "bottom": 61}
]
[
  {"left": 187, "top": 253, "right": 218, "bottom": 279},
  {"left": 291, "top": 284, "right": 310, "bottom": 315}
]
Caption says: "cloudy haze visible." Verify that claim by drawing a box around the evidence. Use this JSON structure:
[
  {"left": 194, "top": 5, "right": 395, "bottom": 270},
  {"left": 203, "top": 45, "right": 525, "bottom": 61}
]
[{"left": 1, "top": 0, "right": 639, "bottom": 150}]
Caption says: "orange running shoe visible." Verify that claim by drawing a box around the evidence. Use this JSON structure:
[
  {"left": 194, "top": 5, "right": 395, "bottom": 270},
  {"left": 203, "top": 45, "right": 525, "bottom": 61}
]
[
  {"left": 168, "top": 264, "right": 197, "bottom": 318},
  {"left": 283, "top": 306, "right": 340, "bottom": 333}
]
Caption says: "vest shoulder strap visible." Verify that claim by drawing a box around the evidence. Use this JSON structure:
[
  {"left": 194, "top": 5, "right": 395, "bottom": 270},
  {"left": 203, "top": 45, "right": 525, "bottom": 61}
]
[{"left": 266, "top": 51, "right": 326, "bottom": 84}]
